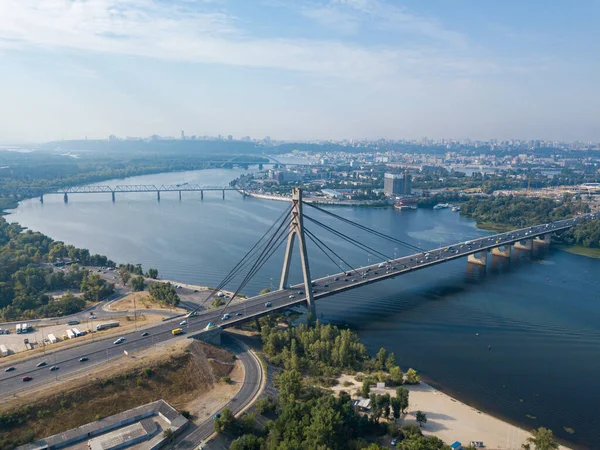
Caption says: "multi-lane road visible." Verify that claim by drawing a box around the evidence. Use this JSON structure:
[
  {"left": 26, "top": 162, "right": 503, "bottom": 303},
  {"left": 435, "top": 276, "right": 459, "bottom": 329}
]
[{"left": 0, "top": 214, "right": 596, "bottom": 395}]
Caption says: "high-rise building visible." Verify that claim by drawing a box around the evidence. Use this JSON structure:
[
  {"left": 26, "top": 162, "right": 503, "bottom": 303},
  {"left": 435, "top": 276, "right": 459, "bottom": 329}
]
[
  {"left": 181, "top": 130, "right": 185, "bottom": 140},
  {"left": 384, "top": 172, "right": 412, "bottom": 196}
]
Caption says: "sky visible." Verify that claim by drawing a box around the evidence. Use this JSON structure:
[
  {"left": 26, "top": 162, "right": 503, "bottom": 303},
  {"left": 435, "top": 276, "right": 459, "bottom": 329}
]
[{"left": 0, "top": 0, "right": 599, "bottom": 143}]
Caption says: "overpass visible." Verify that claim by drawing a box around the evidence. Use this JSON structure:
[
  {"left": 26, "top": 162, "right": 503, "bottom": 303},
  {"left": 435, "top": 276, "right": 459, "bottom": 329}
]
[{"left": 0, "top": 188, "right": 597, "bottom": 395}]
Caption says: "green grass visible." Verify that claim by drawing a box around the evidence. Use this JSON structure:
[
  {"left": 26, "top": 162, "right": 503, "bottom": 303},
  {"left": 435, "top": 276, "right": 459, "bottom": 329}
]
[
  {"left": 556, "top": 245, "right": 600, "bottom": 259},
  {"left": 474, "top": 221, "right": 514, "bottom": 232}
]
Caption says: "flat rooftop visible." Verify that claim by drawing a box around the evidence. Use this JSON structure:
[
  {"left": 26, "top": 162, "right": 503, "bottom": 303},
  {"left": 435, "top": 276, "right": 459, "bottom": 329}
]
[{"left": 17, "top": 399, "right": 188, "bottom": 450}]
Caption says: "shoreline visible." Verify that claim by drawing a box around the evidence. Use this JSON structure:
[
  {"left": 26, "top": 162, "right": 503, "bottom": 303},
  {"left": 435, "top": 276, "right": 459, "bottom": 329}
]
[
  {"left": 332, "top": 374, "right": 573, "bottom": 450},
  {"left": 237, "top": 188, "right": 392, "bottom": 207}
]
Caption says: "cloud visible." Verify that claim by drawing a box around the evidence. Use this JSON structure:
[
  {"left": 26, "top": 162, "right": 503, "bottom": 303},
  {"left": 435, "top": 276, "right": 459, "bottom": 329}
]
[{"left": 0, "top": 0, "right": 520, "bottom": 83}]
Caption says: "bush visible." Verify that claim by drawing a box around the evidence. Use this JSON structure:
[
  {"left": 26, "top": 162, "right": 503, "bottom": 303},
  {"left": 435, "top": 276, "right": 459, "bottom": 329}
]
[
  {"left": 255, "top": 397, "right": 277, "bottom": 415},
  {"left": 180, "top": 410, "right": 191, "bottom": 419},
  {"left": 223, "top": 376, "right": 232, "bottom": 383}
]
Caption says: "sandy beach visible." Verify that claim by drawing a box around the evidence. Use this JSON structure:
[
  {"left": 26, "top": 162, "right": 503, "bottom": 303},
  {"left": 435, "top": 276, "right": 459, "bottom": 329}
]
[{"left": 332, "top": 375, "right": 571, "bottom": 450}]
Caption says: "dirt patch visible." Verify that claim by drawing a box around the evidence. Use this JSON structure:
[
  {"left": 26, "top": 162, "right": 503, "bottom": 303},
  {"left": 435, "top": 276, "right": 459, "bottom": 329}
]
[
  {"left": 0, "top": 340, "right": 239, "bottom": 450},
  {"left": 106, "top": 291, "right": 187, "bottom": 314}
]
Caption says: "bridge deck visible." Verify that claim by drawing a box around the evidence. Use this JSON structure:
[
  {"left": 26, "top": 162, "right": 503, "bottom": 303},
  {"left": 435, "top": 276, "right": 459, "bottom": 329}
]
[{"left": 216, "top": 215, "right": 593, "bottom": 329}]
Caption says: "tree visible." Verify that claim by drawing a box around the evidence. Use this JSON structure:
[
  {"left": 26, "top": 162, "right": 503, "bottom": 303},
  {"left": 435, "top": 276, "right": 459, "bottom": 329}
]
[
  {"left": 163, "top": 428, "right": 174, "bottom": 442},
  {"left": 523, "top": 427, "right": 559, "bottom": 450},
  {"left": 405, "top": 368, "right": 420, "bottom": 385},
  {"left": 214, "top": 407, "right": 236, "bottom": 434},
  {"left": 130, "top": 275, "right": 145, "bottom": 292},
  {"left": 276, "top": 369, "right": 303, "bottom": 408},
  {"left": 118, "top": 266, "right": 131, "bottom": 285},
  {"left": 391, "top": 397, "right": 401, "bottom": 421},
  {"left": 385, "top": 352, "right": 396, "bottom": 371},
  {"left": 376, "top": 347, "right": 388, "bottom": 370},
  {"left": 369, "top": 393, "right": 383, "bottom": 423},
  {"left": 415, "top": 410, "right": 427, "bottom": 428},
  {"left": 396, "top": 386, "right": 409, "bottom": 413},
  {"left": 230, "top": 434, "right": 263, "bottom": 450},
  {"left": 389, "top": 366, "right": 403, "bottom": 385},
  {"left": 148, "top": 282, "right": 180, "bottom": 306},
  {"left": 146, "top": 268, "right": 158, "bottom": 279},
  {"left": 361, "top": 379, "right": 371, "bottom": 398},
  {"left": 259, "top": 287, "right": 271, "bottom": 295}
]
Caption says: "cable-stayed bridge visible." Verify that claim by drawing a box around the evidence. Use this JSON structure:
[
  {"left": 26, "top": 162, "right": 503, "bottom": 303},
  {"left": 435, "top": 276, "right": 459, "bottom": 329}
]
[{"left": 186, "top": 188, "right": 598, "bottom": 342}]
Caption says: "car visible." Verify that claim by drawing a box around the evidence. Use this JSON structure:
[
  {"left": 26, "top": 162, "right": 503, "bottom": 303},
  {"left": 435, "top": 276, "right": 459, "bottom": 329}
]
[
  {"left": 334, "top": 277, "right": 339, "bottom": 281},
  {"left": 141, "top": 332, "right": 149, "bottom": 337},
  {"left": 288, "top": 294, "right": 295, "bottom": 299},
  {"left": 49, "top": 366, "right": 59, "bottom": 371},
  {"left": 221, "top": 314, "right": 230, "bottom": 320},
  {"left": 22, "top": 376, "right": 32, "bottom": 382},
  {"left": 79, "top": 357, "right": 88, "bottom": 362},
  {"left": 236, "top": 312, "right": 243, "bottom": 316},
  {"left": 89, "top": 314, "right": 97, "bottom": 319},
  {"left": 213, "top": 413, "right": 221, "bottom": 420},
  {"left": 114, "top": 337, "right": 125, "bottom": 344},
  {"left": 205, "top": 322, "right": 215, "bottom": 330},
  {"left": 179, "top": 320, "right": 188, "bottom": 326},
  {"left": 323, "top": 284, "right": 329, "bottom": 287},
  {"left": 5, "top": 367, "right": 15, "bottom": 372},
  {"left": 36, "top": 361, "right": 47, "bottom": 367},
  {"left": 392, "top": 439, "right": 398, "bottom": 445},
  {"left": 193, "top": 289, "right": 199, "bottom": 292},
  {"left": 265, "top": 302, "right": 272, "bottom": 307},
  {"left": 344, "top": 278, "right": 348, "bottom": 281},
  {"left": 352, "top": 279, "right": 357, "bottom": 282}
]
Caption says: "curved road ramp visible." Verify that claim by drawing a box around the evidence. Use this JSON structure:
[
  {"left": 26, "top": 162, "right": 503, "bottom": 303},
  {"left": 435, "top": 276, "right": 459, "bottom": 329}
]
[{"left": 17, "top": 399, "right": 188, "bottom": 450}]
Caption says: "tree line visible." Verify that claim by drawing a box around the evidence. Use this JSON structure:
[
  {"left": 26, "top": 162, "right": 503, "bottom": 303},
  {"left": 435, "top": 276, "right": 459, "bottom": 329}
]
[{"left": 0, "top": 217, "right": 115, "bottom": 321}]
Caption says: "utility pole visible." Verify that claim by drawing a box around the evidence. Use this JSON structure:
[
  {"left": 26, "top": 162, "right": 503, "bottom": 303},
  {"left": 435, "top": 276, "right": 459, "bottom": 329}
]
[{"left": 280, "top": 188, "right": 316, "bottom": 321}]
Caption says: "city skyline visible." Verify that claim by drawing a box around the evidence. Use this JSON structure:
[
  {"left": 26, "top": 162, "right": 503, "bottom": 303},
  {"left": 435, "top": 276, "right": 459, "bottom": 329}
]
[{"left": 0, "top": 0, "right": 599, "bottom": 143}]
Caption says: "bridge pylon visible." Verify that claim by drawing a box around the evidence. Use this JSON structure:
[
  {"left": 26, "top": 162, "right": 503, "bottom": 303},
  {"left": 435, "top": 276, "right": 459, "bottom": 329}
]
[{"left": 280, "top": 188, "right": 316, "bottom": 320}]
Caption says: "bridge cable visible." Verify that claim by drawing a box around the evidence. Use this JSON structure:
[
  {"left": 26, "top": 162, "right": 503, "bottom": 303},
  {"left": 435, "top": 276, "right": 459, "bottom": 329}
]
[
  {"left": 218, "top": 224, "right": 293, "bottom": 315},
  {"left": 303, "top": 201, "right": 424, "bottom": 252},
  {"left": 189, "top": 204, "right": 293, "bottom": 313},
  {"left": 304, "top": 214, "right": 393, "bottom": 262},
  {"left": 195, "top": 205, "right": 292, "bottom": 308},
  {"left": 304, "top": 227, "right": 360, "bottom": 276}
]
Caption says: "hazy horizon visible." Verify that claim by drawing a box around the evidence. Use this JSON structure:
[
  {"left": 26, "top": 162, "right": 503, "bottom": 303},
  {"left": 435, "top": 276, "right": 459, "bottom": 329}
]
[{"left": 1, "top": 0, "right": 599, "bottom": 143}]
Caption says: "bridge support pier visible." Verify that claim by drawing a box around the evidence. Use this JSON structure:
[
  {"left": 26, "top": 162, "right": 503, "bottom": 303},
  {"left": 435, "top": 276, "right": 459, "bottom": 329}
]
[
  {"left": 63, "top": 193, "right": 68, "bottom": 203},
  {"left": 222, "top": 189, "right": 225, "bottom": 200},
  {"left": 188, "top": 326, "right": 222, "bottom": 346},
  {"left": 492, "top": 245, "right": 511, "bottom": 258},
  {"left": 111, "top": 191, "right": 116, "bottom": 202},
  {"left": 201, "top": 190, "right": 204, "bottom": 200},
  {"left": 534, "top": 234, "right": 551, "bottom": 246},
  {"left": 514, "top": 239, "right": 533, "bottom": 251},
  {"left": 157, "top": 190, "right": 161, "bottom": 201},
  {"left": 178, "top": 190, "right": 182, "bottom": 201},
  {"left": 280, "top": 188, "right": 316, "bottom": 321},
  {"left": 39, "top": 194, "right": 43, "bottom": 203},
  {"left": 467, "top": 252, "right": 487, "bottom": 266}
]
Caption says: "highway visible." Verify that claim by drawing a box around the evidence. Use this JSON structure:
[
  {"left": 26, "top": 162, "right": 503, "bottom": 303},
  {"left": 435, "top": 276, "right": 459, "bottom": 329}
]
[{"left": 0, "top": 214, "right": 596, "bottom": 395}]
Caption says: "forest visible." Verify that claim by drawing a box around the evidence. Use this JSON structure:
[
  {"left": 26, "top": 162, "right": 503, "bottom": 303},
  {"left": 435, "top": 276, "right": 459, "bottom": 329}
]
[{"left": 0, "top": 217, "right": 115, "bottom": 320}]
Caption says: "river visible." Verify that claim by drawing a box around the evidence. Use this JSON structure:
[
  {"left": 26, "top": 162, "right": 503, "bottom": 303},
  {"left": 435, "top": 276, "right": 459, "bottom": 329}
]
[{"left": 7, "top": 168, "right": 600, "bottom": 448}]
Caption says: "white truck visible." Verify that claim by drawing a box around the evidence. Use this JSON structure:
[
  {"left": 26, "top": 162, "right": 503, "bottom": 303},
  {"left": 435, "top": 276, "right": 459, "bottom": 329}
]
[
  {"left": 0, "top": 344, "right": 8, "bottom": 357},
  {"left": 16, "top": 324, "right": 22, "bottom": 334},
  {"left": 72, "top": 328, "right": 84, "bottom": 337},
  {"left": 48, "top": 334, "right": 57, "bottom": 344},
  {"left": 66, "top": 329, "right": 76, "bottom": 339},
  {"left": 22, "top": 323, "right": 31, "bottom": 333}
]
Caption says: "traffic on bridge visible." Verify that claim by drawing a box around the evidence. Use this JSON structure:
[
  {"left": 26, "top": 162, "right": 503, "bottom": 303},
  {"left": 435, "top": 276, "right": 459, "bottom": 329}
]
[{"left": 0, "top": 188, "right": 597, "bottom": 397}]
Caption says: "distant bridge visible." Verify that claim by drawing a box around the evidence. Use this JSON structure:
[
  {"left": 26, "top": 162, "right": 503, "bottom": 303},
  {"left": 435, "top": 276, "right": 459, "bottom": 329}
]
[{"left": 10, "top": 185, "right": 238, "bottom": 202}]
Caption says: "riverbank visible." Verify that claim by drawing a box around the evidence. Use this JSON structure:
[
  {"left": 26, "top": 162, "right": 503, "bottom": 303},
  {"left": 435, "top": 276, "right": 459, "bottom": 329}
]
[{"left": 332, "top": 374, "right": 572, "bottom": 450}]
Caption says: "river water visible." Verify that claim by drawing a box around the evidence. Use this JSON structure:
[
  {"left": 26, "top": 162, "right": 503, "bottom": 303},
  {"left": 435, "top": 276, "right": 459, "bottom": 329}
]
[{"left": 7, "top": 168, "right": 600, "bottom": 447}]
